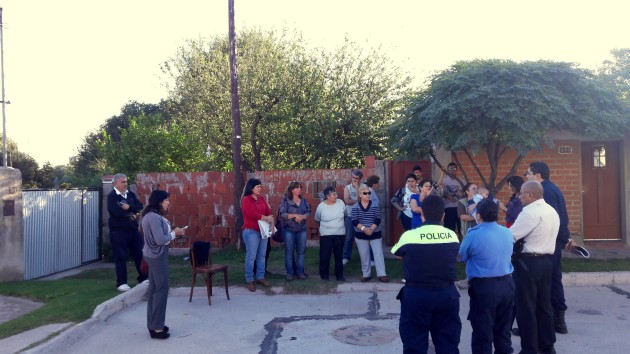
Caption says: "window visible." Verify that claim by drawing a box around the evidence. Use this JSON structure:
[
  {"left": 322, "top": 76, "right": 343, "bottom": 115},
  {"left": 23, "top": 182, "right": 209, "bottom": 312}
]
[{"left": 593, "top": 145, "right": 606, "bottom": 167}]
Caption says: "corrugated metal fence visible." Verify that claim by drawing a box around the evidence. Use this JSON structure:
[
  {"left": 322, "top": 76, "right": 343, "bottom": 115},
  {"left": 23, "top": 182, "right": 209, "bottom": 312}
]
[{"left": 23, "top": 189, "right": 101, "bottom": 280}]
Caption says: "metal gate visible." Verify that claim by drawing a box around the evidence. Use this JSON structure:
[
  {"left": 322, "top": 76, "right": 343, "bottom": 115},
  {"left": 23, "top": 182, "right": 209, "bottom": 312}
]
[{"left": 23, "top": 189, "right": 101, "bottom": 280}]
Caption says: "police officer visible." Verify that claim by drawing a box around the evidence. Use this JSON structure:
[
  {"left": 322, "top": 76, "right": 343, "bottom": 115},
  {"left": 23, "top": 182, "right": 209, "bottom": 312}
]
[
  {"left": 459, "top": 199, "right": 514, "bottom": 354},
  {"left": 391, "top": 195, "right": 461, "bottom": 353}
]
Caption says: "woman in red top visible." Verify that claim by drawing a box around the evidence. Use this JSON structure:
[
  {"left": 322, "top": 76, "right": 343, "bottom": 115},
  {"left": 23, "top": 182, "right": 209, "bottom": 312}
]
[{"left": 241, "top": 178, "right": 273, "bottom": 292}]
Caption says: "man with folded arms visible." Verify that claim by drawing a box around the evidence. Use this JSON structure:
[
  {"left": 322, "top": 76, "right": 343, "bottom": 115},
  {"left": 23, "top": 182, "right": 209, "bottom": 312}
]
[
  {"left": 510, "top": 181, "right": 560, "bottom": 354},
  {"left": 459, "top": 199, "right": 514, "bottom": 354}
]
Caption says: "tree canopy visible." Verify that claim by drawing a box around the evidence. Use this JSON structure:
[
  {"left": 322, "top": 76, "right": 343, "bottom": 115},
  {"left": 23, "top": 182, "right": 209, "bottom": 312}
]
[
  {"left": 390, "top": 59, "right": 629, "bottom": 193},
  {"left": 163, "top": 27, "right": 412, "bottom": 171}
]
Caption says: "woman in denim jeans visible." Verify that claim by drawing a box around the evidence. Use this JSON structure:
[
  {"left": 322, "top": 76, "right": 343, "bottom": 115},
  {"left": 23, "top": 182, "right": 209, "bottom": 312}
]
[
  {"left": 241, "top": 178, "right": 273, "bottom": 292},
  {"left": 279, "top": 181, "right": 311, "bottom": 281}
]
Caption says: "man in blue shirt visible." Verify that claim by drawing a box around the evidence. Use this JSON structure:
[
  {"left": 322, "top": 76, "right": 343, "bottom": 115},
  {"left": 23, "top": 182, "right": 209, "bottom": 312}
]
[
  {"left": 459, "top": 199, "right": 514, "bottom": 354},
  {"left": 526, "top": 161, "right": 576, "bottom": 334}
]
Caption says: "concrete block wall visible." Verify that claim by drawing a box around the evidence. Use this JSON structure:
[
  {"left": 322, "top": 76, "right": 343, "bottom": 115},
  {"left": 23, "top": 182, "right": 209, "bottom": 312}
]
[
  {"left": 0, "top": 167, "right": 24, "bottom": 282},
  {"left": 453, "top": 140, "right": 583, "bottom": 236}
]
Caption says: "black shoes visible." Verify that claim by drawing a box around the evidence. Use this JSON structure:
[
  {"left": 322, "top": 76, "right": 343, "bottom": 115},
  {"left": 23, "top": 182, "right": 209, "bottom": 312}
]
[
  {"left": 554, "top": 310, "right": 568, "bottom": 334},
  {"left": 149, "top": 329, "right": 170, "bottom": 339}
]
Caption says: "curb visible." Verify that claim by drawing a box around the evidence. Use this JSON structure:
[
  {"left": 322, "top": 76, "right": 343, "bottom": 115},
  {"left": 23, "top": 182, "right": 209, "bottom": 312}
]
[{"left": 22, "top": 282, "right": 148, "bottom": 354}]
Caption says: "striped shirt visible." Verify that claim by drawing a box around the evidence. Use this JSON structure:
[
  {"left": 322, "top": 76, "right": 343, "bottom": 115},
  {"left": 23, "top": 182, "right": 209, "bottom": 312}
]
[{"left": 351, "top": 200, "right": 382, "bottom": 240}]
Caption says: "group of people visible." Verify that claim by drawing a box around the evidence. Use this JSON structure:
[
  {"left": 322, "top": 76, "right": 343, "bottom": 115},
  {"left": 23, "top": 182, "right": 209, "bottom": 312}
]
[
  {"left": 107, "top": 159, "right": 575, "bottom": 348},
  {"left": 240, "top": 170, "right": 390, "bottom": 291},
  {"left": 393, "top": 161, "right": 575, "bottom": 354}
]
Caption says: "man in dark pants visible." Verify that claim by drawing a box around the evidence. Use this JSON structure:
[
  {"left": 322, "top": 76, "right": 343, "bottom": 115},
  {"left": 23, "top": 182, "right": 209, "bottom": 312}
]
[
  {"left": 107, "top": 173, "right": 146, "bottom": 292},
  {"left": 459, "top": 199, "right": 514, "bottom": 354},
  {"left": 510, "top": 181, "right": 560, "bottom": 354},
  {"left": 391, "top": 195, "right": 461, "bottom": 353},
  {"left": 525, "top": 161, "right": 575, "bottom": 334}
]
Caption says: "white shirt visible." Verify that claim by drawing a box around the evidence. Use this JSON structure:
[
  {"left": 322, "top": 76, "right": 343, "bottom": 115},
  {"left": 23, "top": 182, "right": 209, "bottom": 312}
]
[
  {"left": 315, "top": 199, "right": 346, "bottom": 236},
  {"left": 510, "top": 198, "right": 560, "bottom": 255}
]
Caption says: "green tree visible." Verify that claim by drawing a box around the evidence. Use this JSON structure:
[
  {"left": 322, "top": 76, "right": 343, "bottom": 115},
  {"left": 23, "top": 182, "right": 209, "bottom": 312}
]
[
  {"left": 163, "top": 28, "right": 412, "bottom": 171},
  {"left": 0, "top": 138, "right": 40, "bottom": 188},
  {"left": 390, "top": 59, "right": 629, "bottom": 194},
  {"left": 598, "top": 48, "right": 630, "bottom": 104},
  {"left": 71, "top": 101, "right": 166, "bottom": 186},
  {"left": 36, "top": 162, "right": 55, "bottom": 188},
  {"left": 98, "top": 113, "right": 208, "bottom": 177}
]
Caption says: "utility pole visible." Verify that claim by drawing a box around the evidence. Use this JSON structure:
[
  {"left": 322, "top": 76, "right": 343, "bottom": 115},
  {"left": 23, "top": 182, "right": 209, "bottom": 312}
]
[
  {"left": 1, "top": 7, "right": 7, "bottom": 167},
  {"left": 228, "top": 0, "right": 244, "bottom": 246}
]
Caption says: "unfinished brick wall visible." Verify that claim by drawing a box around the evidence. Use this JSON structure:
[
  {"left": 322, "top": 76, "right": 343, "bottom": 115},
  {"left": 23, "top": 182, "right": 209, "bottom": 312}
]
[
  {"left": 135, "top": 157, "right": 376, "bottom": 248},
  {"left": 453, "top": 140, "right": 582, "bottom": 236}
]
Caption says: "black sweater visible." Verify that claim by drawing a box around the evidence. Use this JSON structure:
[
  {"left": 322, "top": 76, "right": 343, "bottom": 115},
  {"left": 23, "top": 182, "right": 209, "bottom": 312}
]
[{"left": 107, "top": 189, "right": 143, "bottom": 231}]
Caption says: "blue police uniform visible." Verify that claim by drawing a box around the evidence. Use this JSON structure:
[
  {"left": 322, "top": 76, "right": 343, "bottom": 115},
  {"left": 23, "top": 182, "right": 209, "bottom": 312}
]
[
  {"left": 459, "top": 222, "right": 515, "bottom": 354},
  {"left": 391, "top": 221, "right": 461, "bottom": 354}
]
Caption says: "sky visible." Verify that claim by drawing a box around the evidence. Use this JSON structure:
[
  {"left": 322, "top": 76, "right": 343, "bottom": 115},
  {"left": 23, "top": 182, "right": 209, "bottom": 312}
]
[{"left": 0, "top": 0, "right": 629, "bottom": 166}]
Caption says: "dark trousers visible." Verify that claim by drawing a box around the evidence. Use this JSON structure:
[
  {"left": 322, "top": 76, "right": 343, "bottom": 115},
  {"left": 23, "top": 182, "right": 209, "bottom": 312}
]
[
  {"left": 399, "top": 285, "right": 461, "bottom": 354},
  {"left": 110, "top": 229, "right": 145, "bottom": 287},
  {"left": 443, "top": 207, "right": 459, "bottom": 233},
  {"left": 550, "top": 242, "right": 567, "bottom": 312},
  {"left": 400, "top": 213, "right": 412, "bottom": 231},
  {"left": 319, "top": 235, "right": 344, "bottom": 280},
  {"left": 468, "top": 276, "right": 514, "bottom": 354},
  {"left": 513, "top": 255, "right": 555, "bottom": 354}
]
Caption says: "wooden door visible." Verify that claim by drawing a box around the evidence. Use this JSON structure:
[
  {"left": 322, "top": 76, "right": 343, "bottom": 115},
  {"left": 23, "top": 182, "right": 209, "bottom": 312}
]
[
  {"left": 387, "top": 160, "right": 432, "bottom": 245},
  {"left": 581, "top": 141, "right": 621, "bottom": 240}
]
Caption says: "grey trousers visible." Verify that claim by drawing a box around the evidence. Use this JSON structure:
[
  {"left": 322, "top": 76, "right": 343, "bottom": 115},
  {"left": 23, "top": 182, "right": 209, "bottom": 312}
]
[
  {"left": 145, "top": 253, "right": 169, "bottom": 331},
  {"left": 355, "top": 238, "right": 386, "bottom": 277}
]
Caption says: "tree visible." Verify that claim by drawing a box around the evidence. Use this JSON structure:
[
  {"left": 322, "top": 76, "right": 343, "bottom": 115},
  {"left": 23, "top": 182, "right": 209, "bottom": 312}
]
[
  {"left": 98, "top": 113, "right": 208, "bottom": 177},
  {"left": 0, "top": 138, "right": 40, "bottom": 187},
  {"left": 71, "top": 101, "right": 166, "bottom": 186},
  {"left": 598, "top": 48, "right": 630, "bottom": 104},
  {"left": 163, "top": 28, "right": 412, "bottom": 171},
  {"left": 36, "top": 162, "right": 55, "bottom": 188},
  {"left": 389, "top": 59, "right": 629, "bottom": 194}
]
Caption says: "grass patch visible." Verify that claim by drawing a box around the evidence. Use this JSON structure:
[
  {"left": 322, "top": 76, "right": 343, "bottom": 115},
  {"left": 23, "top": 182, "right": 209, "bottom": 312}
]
[{"left": 1, "top": 245, "right": 629, "bottom": 340}]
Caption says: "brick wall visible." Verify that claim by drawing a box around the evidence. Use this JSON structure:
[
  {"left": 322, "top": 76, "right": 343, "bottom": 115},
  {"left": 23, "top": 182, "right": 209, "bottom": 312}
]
[
  {"left": 453, "top": 140, "right": 582, "bottom": 236},
  {"left": 135, "top": 157, "right": 376, "bottom": 248}
]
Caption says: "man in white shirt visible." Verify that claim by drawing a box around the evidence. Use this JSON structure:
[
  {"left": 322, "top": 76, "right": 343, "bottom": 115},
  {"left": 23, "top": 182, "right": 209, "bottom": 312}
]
[{"left": 510, "top": 181, "right": 559, "bottom": 354}]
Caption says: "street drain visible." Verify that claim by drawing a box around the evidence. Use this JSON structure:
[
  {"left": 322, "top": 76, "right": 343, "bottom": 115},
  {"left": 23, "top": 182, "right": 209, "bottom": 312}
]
[{"left": 332, "top": 325, "right": 398, "bottom": 346}]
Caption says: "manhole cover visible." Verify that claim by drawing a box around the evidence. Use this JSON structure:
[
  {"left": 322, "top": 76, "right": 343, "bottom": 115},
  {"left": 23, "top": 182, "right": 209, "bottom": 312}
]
[{"left": 332, "top": 324, "right": 398, "bottom": 346}]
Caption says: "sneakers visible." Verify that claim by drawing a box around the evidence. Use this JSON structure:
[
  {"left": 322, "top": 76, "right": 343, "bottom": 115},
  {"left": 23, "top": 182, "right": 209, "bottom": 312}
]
[
  {"left": 286, "top": 275, "right": 294, "bottom": 281},
  {"left": 246, "top": 282, "right": 256, "bottom": 292},
  {"left": 342, "top": 258, "right": 349, "bottom": 265},
  {"left": 297, "top": 274, "right": 307, "bottom": 280},
  {"left": 117, "top": 284, "right": 131, "bottom": 292},
  {"left": 256, "top": 278, "right": 271, "bottom": 287}
]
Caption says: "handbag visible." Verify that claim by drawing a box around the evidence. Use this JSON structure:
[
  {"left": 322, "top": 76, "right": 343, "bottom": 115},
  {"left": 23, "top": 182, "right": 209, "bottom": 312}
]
[{"left": 272, "top": 200, "right": 285, "bottom": 242}]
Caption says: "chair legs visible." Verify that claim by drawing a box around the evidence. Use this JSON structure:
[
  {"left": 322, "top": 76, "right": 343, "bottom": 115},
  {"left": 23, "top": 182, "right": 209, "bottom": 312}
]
[
  {"left": 223, "top": 268, "right": 230, "bottom": 300},
  {"left": 189, "top": 267, "right": 230, "bottom": 305}
]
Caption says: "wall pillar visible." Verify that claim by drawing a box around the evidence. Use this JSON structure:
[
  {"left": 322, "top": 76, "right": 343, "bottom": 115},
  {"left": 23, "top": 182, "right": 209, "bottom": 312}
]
[{"left": 0, "top": 167, "right": 24, "bottom": 282}]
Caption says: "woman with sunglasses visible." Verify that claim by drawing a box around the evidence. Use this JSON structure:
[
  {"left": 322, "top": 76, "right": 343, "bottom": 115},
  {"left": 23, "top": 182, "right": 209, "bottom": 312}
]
[
  {"left": 409, "top": 179, "right": 433, "bottom": 229},
  {"left": 314, "top": 186, "right": 346, "bottom": 281},
  {"left": 351, "top": 185, "right": 388, "bottom": 282}
]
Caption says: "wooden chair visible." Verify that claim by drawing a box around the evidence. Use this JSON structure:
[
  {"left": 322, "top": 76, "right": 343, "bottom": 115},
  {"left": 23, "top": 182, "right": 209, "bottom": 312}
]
[{"left": 189, "top": 241, "right": 229, "bottom": 305}]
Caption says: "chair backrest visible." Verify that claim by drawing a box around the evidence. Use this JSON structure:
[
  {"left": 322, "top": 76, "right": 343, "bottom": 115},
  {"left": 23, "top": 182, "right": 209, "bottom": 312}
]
[{"left": 190, "top": 241, "right": 212, "bottom": 267}]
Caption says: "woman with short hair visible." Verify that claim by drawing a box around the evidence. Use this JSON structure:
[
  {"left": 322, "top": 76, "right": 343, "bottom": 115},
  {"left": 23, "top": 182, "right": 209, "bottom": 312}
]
[
  {"left": 352, "top": 185, "right": 388, "bottom": 282},
  {"left": 141, "top": 189, "right": 186, "bottom": 339},
  {"left": 314, "top": 186, "right": 346, "bottom": 281}
]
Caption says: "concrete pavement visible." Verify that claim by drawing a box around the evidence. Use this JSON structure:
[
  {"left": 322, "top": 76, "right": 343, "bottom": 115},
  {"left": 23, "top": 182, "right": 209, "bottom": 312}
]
[
  {"left": 3, "top": 274, "right": 629, "bottom": 354},
  {"left": 2, "top": 244, "right": 630, "bottom": 354}
]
